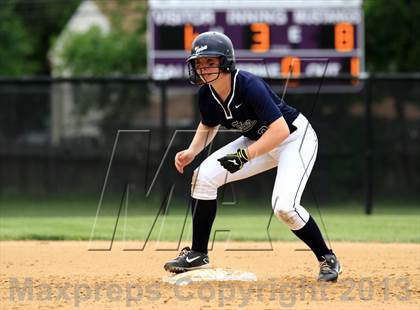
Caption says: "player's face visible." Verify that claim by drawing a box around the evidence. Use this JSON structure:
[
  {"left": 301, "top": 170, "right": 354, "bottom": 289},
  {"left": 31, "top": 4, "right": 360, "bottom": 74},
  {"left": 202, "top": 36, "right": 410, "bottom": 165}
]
[{"left": 195, "top": 57, "right": 221, "bottom": 84}]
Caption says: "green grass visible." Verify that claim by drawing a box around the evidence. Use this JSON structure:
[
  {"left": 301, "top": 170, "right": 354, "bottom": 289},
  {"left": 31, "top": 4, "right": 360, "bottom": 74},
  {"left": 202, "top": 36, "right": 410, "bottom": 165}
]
[{"left": 0, "top": 195, "right": 419, "bottom": 243}]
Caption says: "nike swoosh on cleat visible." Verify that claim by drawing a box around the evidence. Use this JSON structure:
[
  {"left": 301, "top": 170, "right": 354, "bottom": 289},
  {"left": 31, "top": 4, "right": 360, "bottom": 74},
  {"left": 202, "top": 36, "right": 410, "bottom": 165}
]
[{"left": 185, "top": 256, "right": 201, "bottom": 263}]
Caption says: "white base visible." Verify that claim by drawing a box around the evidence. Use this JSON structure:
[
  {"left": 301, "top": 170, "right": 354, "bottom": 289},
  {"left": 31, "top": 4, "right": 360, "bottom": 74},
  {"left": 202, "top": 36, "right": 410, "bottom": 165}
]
[{"left": 162, "top": 268, "right": 257, "bottom": 285}]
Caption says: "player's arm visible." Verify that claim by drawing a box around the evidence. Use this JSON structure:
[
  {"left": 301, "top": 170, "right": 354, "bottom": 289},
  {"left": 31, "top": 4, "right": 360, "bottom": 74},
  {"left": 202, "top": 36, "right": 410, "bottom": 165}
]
[
  {"left": 188, "top": 121, "right": 220, "bottom": 156},
  {"left": 246, "top": 116, "right": 289, "bottom": 159},
  {"left": 175, "top": 122, "right": 219, "bottom": 174}
]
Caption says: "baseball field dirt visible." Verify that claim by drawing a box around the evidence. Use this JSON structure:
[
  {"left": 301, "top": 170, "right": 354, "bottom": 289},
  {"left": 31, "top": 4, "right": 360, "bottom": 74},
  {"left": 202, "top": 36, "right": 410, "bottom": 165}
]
[{"left": 1, "top": 241, "right": 419, "bottom": 309}]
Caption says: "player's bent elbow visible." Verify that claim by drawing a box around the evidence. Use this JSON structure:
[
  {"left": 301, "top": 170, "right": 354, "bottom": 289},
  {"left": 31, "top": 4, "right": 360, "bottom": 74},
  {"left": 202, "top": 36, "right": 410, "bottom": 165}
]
[
  {"left": 276, "top": 126, "right": 290, "bottom": 143},
  {"left": 283, "top": 125, "right": 290, "bottom": 137},
  {"left": 269, "top": 117, "right": 289, "bottom": 139}
]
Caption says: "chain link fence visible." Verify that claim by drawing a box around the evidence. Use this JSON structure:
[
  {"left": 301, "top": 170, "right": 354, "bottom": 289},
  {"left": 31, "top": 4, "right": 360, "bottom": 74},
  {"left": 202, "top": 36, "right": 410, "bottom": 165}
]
[{"left": 0, "top": 75, "right": 419, "bottom": 211}]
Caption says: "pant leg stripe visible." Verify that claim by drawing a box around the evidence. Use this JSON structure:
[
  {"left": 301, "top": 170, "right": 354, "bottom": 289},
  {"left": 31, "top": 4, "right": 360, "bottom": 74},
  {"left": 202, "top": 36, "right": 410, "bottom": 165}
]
[{"left": 292, "top": 135, "right": 319, "bottom": 225}]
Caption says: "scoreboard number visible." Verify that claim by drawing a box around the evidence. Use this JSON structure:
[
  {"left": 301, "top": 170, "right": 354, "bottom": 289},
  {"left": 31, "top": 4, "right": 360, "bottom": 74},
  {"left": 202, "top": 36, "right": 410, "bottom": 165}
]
[
  {"left": 281, "top": 56, "right": 301, "bottom": 78},
  {"left": 184, "top": 24, "right": 199, "bottom": 52},
  {"left": 250, "top": 23, "right": 270, "bottom": 53},
  {"left": 335, "top": 23, "right": 354, "bottom": 52},
  {"left": 351, "top": 57, "right": 360, "bottom": 76}
]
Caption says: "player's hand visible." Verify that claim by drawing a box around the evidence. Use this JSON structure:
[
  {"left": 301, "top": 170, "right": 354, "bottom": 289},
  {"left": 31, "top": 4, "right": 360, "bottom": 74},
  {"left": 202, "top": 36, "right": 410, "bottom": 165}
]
[
  {"left": 217, "top": 148, "right": 249, "bottom": 173},
  {"left": 175, "top": 149, "right": 195, "bottom": 174}
]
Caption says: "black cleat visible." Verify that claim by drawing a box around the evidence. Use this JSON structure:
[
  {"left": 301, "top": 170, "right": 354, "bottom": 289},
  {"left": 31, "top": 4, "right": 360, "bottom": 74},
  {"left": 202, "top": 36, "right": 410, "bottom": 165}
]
[
  {"left": 164, "top": 247, "right": 210, "bottom": 274},
  {"left": 318, "top": 254, "right": 342, "bottom": 282}
]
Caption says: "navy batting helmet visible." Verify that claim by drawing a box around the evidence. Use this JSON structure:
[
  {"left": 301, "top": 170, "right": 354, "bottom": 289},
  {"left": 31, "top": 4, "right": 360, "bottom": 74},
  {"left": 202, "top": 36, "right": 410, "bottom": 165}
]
[{"left": 186, "top": 32, "right": 236, "bottom": 84}]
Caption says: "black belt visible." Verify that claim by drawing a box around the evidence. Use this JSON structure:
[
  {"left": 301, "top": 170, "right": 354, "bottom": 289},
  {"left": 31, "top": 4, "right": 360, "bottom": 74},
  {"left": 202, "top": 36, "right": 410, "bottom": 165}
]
[{"left": 289, "top": 124, "right": 297, "bottom": 134}]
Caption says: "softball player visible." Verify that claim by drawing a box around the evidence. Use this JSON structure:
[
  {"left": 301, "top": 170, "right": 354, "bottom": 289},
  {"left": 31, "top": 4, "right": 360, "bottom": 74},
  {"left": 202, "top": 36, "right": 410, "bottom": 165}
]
[{"left": 164, "top": 32, "right": 342, "bottom": 282}]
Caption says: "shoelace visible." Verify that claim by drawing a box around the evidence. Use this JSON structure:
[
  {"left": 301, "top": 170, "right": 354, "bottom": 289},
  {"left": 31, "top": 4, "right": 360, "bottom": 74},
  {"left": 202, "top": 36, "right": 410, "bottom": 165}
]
[
  {"left": 178, "top": 246, "right": 191, "bottom": 257},
  {"left": 319, "top": 260, "right": 332, "bottom": 272}
]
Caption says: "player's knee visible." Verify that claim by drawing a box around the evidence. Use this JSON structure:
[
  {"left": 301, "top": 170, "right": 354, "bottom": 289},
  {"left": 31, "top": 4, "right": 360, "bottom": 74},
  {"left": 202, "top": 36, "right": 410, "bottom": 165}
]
[
  {"left": 191, "top": 168, "right": 218, "bottom": 200},
  {"left": 272, "top": 195, "right": 292, "bottom": 214},
  {"left": 272, "top": 197, "right": 292, "bottom": 220},
  {"left": 272, "top": 197, "right": 309, "bottom": 230},
  {"left": 272, "top": 199, "right": 291, "bottom": 220},
  {"left": 274, "top": 209, "right": 301, "bottom": 229}
]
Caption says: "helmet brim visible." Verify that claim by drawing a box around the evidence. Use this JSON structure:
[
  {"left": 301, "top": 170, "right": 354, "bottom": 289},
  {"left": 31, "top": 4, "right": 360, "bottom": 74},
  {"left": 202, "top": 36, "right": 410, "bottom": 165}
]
[{"left": 186, "top": 51, "right": 225, "bottom": 63}]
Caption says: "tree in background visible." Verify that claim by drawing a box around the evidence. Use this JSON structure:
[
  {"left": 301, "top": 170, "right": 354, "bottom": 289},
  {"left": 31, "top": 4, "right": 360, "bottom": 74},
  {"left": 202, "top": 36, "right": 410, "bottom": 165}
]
[
  {"left": 364, "top": 0, "right": 420, "bottom": 72},
  {"left": 0, "top": 1, "right": 37, "bottom": 75},
  {"left": 57, "top": 0, "right": 147, "bottom": 76},
  {"left": 58, "top": 26, "right": 147, "bottom": 76},
  {"left": 52, "top": 0, "right": 149, "bottom": 140},
  {"left": 11, "top": 0, "right": 81, "bottom": 75}
]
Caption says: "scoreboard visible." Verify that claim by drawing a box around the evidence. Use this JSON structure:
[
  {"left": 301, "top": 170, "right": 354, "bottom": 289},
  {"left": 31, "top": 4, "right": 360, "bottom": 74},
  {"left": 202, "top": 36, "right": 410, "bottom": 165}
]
[{"left": 148, "top": 0, "right": 364, "bottom": 80}]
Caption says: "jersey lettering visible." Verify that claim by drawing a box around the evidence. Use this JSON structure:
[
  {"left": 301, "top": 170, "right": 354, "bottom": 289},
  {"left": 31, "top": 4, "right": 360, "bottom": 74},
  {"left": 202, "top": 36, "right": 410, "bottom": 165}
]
[
  {"left": 231, "top": 120, "right": 258, "bottom": 132},
  {"left": 257, "top": 126, "right": 268, "bottom": 135}
]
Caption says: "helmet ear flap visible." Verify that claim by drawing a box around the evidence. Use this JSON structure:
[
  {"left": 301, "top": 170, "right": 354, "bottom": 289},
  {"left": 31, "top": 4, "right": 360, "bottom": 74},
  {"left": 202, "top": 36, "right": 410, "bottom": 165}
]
[
  {"left": 187, "top": 61, "right": 204, "bottom": 85},
  {"left": 219, "top": 56, "right": 235, "bottom": 72},
  {"left": 219, "top": 56, "right": 229, "bottom": 71}
]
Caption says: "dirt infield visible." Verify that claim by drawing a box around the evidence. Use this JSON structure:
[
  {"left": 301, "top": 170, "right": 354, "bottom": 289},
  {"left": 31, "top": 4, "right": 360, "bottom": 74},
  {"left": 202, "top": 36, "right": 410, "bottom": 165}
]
[{"left": 1, "top": 241, "right": 419, "bottom": 309}]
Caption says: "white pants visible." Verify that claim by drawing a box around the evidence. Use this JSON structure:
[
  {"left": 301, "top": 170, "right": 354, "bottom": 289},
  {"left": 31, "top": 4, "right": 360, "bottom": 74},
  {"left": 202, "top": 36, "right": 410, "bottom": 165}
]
[{"left": 191, "top": 114, "right": 318, "bottom": 230}]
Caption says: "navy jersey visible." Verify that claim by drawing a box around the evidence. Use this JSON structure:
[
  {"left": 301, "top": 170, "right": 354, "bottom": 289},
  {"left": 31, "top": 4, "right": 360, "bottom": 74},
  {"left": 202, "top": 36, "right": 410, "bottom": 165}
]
[{"left": 198, "top": 69, "right": 299, "bottom": 141}]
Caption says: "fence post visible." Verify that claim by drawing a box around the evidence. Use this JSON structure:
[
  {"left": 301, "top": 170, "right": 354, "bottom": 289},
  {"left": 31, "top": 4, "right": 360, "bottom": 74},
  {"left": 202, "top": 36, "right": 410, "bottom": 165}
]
[
  {"left": 364, "top": 75, "right": 374, "bottom": 215},
  {"left": 160, "top": 82, "right": 169, "bottom": 215},
  {"left": 160, "top": 81, "right": 168, "bottom": 153}
]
